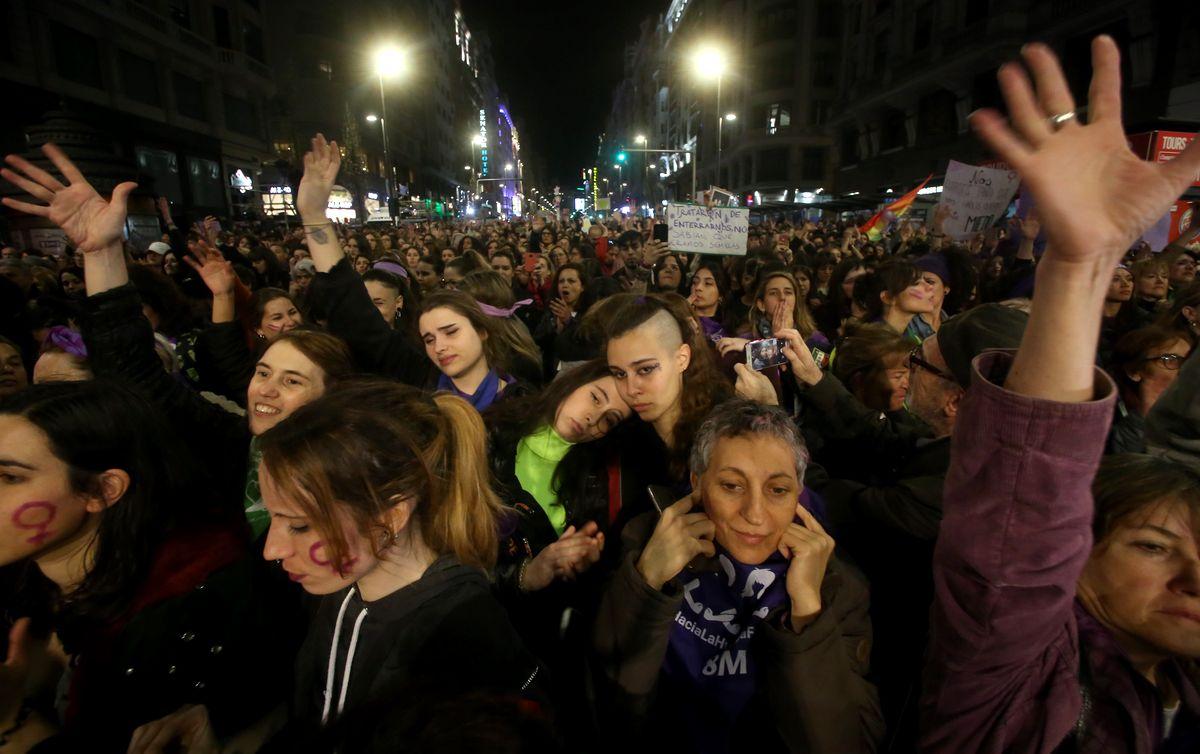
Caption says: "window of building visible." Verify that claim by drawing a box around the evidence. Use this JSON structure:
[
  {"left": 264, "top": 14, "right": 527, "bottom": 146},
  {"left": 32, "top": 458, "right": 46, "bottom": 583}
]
[
  {"left": 187, "top": 157, "right": 224, "bottom": 208},
  {"left": 51, "top": 23, "right": 103, "bottom": 88},
  {"left": 119, "top": 50, "right": 160, "bottom": 105},
  {"left": 801, "top": 147, "right": 827, "bottom": 179},
  {"left": 757, "top": 147, "right": 789, "bottom": 182},
  {"left": 766, "top": 102, "right": 791, "bottom": 134},
  {"left": 880, "top": 109, "right": 907, "bottom": 150},
  {"left": 873, "top": 30, "right": 889, "bottom": 77},
  {"left": 173, "top": 72, "right": 206, "bottom": 119},
  {"left": 754, "top": 5, "right": 797, "bottom": 43},
  {"left": 810, "top": 99, "right": 832, "bottom": 126},
  {"left": 243, "top": 21, "right": 265, "bottom": 62},
  {"left": 273, "top": 141, "right": 293, "bottom": 158},
  {"left": 168, "top": 0, "right": 191, "bottom": 29},
  {"left": 317, "top": 60, "right": 333, "bottom": 79},
  {"left": 917, "top": 90, "right": 958, "bottom": 142},
  {"left": 965, "top": 0, "right": 989, "bottom": 25},
  {"left": 758, "top": 52, "right": 795, "bottom": 90},
  {"left": 841, "top": 128, "right": 860, "bottom": 163},
  {"left": 212, "top": 6, "right": 232, "bottom": 49},
  {"left": 223, "top": 93, "right": 260, "bottom": 137},
  {"left": 135, "top": 147, "right": 182, "bottom": 204},
  {"left": 813, "top": 52, "right": 837, "bottom": 87},
  {"left": 913, "top": 3, "right": 933, "bottom": 51},
  {"left": 816, "top": 0, "right": 841, "bottom": 37}
]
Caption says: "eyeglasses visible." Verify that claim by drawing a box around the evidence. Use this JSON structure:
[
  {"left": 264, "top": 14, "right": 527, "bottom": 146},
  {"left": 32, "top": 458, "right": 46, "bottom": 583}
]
[
  {"left": 1143, "top": 353, "right": 1186, "bottom": 370},
  {"left": 907, "top": 345, "right": 956, "bottom": 383}
]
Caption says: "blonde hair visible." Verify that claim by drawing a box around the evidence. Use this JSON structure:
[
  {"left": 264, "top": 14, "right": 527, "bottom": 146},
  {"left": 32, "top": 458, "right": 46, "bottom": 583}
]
[{"left": 257, "top": 379, "right": 501, "bottom": 571}]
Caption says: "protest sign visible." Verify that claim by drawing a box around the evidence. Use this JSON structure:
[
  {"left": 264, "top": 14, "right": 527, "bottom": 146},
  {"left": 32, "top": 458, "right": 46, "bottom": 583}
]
[
  {"left": 666, "top": 203, "right": 749, "bottom": 255},
  {"left": 940, "top": 160, "right": 1021, "bottom": 240}
]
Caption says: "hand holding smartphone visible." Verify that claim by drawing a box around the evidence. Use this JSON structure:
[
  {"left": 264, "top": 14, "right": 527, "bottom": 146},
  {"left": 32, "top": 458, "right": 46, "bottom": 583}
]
[{"left": 746, "top": 338, "right": 788, "bottom": 371}]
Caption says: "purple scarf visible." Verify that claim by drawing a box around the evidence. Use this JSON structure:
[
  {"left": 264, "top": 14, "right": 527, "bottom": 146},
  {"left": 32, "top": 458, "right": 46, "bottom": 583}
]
[
  {"left": 436, "top": 368, "right": 511, "bottom": 411},
  {"left": 662, "top": 544, "right": 790, "bottom": 750}
]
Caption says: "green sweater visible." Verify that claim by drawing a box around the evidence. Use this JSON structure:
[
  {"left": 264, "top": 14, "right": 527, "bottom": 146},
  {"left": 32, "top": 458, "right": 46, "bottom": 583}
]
[{"left": 514, "top": 424, "right": 573, "bottom": 535}]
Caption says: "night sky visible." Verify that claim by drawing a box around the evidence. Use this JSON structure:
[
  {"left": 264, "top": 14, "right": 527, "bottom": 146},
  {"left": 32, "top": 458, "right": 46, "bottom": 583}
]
[{"left": 460, "top": 0, "right": 665, "bottom": 188}]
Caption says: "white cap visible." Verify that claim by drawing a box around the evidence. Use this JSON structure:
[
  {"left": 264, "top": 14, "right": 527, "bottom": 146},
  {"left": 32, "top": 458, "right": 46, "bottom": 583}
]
[{"left": 147, "top": 241, "right": 171, "bottom": 255}]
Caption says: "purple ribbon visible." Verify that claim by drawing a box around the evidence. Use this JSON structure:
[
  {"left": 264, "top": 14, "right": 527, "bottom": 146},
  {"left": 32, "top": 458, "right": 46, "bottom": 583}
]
[
  {"left": 372, "top": 260, "right": 409, "bottom": 279},
  {"left": 44, "top": 326, "right": 87, "bottom": 358},
  {"left": 477, "top": 298, "right": 532, "bottom": 318}
]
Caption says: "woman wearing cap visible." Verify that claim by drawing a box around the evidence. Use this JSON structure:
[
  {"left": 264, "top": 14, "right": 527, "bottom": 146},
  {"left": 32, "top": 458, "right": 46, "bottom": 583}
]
[{"left": 593, "top": 399, "right": 882, "bottom": 752}]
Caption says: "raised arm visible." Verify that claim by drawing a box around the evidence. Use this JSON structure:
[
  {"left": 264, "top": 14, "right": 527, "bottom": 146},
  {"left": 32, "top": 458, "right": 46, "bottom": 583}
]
[
  {"left": 295, "top": 134, "right": 345, "bottom": 273},
  {"left": 921, "top": 37, "right": 1200, "bottom": 752}
]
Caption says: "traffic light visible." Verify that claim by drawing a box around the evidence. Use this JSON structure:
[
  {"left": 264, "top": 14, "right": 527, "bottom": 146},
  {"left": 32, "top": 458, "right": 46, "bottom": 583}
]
[{"left": 616, "top": 151, "right": 627, "bottom": 163}]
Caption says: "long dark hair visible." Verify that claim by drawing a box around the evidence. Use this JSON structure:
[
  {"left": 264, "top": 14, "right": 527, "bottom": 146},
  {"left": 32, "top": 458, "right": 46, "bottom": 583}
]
[
  {"left": 604, "top": 294, "right": 731, "bottom": 476},
  {"left": 484, "top": 359, "right": 630, "bottom": 511},
  {"left": 0, "top": 381, "right": 192, "bottom": 623}
]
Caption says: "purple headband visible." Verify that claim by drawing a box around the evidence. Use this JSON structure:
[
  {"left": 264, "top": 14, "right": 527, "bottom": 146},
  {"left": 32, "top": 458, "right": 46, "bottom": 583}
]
[
  {"left": 372, "top": 260, "right": 409, "bottom": 280},
  {"left": 44, "top": 326, "right": 87, "bottom": 358},
  {"left": 478, "top": 298, "right": 532, "bottom": 318}
]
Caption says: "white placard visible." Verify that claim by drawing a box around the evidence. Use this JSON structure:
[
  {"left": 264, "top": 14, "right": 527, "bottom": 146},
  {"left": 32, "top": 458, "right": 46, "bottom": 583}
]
[
  {"left": 666, "top": 203, "right": 749, "bottom": 255},
  {"left": 940, "top": 160, "right": 1021, "bottom": 240}
]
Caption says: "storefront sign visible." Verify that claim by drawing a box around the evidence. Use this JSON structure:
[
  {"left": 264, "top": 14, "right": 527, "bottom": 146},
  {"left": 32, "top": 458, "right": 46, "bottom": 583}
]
[
  {"left": 1129, "top": 131, "right": 1199, "bottom": 188},
  {"left": 666, "top": 203, "right": 749, "bottom": 256}
]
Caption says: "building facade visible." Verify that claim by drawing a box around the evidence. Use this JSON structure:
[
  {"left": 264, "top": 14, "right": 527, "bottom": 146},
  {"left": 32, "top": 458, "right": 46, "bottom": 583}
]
[
  {"left": 0, "top": 0, "right": 275, "bottom": 224},
  {"left": 602, "top": 0, "right": 842, "bottom": 212},
  {"left": 831, "top": 0, "right": 1200, "bottom": 197}
]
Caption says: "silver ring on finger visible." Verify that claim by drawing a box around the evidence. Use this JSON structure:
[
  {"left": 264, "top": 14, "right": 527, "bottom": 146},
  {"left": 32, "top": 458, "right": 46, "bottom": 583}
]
[{"left": 1047, "top": 111, "right": 1077, "bottom": 130}]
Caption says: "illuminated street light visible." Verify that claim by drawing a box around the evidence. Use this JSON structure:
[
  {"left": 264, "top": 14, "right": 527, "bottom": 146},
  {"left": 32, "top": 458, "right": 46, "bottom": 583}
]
[
  {"left": 634, "top": 134, "right": 647, "bottom": 145},
  {"left": 724, "top": 112, "right": 737, "bottom": 122},
  {"left": 505, "top": 163, "right": 513, "bottom": 171},
  {"left": 371, "top": 44, "right": 407, "bottom": 224},
  {"left": 373, "top": 46, "right": 406, "bottom": 78},
  {"left": 692, "top": 44, "right": 730, "bottom": 184},
  {"left": 472, "top": 134, "right": 485, "bottom": 147}
]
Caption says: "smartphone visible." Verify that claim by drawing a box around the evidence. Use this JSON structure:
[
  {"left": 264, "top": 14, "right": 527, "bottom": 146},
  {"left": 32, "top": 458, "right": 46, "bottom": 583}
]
[
  {"left": 652, "top": 223, "right": 669, "bottom": 244},
  {"left": 746, "top": 338, "right": 787, "bottom": 371},
  {"left": 647, "top": 485, "right": 674, "bottom": 515},
  {"left": 523, "top": 252, "right": 539, "bottom": 273},
  {"left": 810, "top": 346, "right": 830, "bottom": 370}
]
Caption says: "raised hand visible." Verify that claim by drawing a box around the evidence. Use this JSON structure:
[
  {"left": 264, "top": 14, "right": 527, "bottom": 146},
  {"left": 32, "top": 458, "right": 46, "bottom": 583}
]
[
  {"left": 771, "top": 298, "right": 793, "bottom": 333},
  {"left": 778, "top": 504, "right": 835, "bottom": 631},
  {"left": 183, "top": 241, "right": 236, "bottom": 297},
  {"left": 972, "top": 37, "right": 1200, "bottom": 266},
  {"left": 296, "top": 133, "right": 341, "bottom": 223},
  {"left": 549, "top": 298, "right": 572, "bottom": 331},
  {"left": 636, "top": 491, "right": 716, "bottom": 590},
  {"left": 1, "top": 144, "right": 136, "bottom": 252},
  {"left": 1015, "top": 209, "right": 1041, "bottom": 241},
  {"left": 520, "top": 523, "right": 606, "bottom": 592}
]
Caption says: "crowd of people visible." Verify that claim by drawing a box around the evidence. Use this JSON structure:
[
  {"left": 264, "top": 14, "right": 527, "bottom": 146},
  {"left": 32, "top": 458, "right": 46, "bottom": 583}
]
[{"left": 0, "top": 37, "right": 1197, "bottom": 753}]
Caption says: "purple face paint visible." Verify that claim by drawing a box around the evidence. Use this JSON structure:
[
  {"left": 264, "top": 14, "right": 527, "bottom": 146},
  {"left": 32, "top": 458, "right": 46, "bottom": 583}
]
[
  {"left": 308, "top": 541, "right": 357, "bottom": 575},
  {"left": 13, "top": 501, "right": 57, "bottom": 546}
]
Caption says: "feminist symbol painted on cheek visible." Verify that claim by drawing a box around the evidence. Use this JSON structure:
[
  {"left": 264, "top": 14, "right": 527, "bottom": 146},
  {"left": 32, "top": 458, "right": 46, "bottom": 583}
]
[
  {"left": 308, "top": 541, "right": 357, "bottom": 575},
  {"left": 13, "top": 501, "right": 57, "bottom": 546}
]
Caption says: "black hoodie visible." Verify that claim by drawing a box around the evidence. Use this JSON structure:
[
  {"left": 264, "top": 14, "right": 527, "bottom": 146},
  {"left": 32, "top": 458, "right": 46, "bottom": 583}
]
[{"left": 263, "top": 556, "right": 543, "bottom": 753}]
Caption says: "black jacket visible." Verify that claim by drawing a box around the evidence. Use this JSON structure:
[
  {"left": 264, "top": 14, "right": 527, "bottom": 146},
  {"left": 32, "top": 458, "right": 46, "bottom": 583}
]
[
  {"left": 310, "top": 257, "right": 431, "bottom": 387},
  {"left": 80, "top": 284, "right": 250, "bottom": 509},
  {"left": 264, "top": 557, "right": 542, "bottom": 754}
]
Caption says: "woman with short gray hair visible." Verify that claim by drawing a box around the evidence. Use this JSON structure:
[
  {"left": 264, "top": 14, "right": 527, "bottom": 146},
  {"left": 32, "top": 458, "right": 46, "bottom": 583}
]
[{"left": 594, "top": 399, "right": 883, "bottom": 752}]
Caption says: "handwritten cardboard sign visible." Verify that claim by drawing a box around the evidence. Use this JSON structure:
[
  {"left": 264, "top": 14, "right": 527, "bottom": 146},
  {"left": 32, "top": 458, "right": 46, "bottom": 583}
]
[
  {"left": 940, "top": 160, "right": 1021, "bottom": 240},
  {"left": 666, "top": 203, "right": 749, "bottom": 255}
]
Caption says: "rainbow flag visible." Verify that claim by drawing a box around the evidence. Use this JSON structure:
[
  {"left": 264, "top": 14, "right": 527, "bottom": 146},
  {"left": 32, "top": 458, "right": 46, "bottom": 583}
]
[{"left": 859, "top": 174, "right": 933, "bottom": 241}]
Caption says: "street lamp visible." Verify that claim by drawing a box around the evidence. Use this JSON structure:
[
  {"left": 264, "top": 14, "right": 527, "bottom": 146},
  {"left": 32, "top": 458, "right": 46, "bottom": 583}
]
[
  {"left": 365, "top": 114, "right": 379, "bottom": 123},
  {"left": 634, "top": 134, "right": 647, "bottom": 145},
  {"left": 724, "top": 113, "right": 737, "bottom": 122},
  {"left": 372, "top": 44, "right": 406, "bottom": 223},
  {"left": 692, "top": 44, "right": 729, "bottom": 186}
]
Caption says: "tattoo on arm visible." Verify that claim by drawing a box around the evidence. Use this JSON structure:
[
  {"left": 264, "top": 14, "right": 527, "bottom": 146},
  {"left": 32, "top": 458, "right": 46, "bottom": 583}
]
[{"left": 307, "top": 226, "right": 329, "bottom": 244}]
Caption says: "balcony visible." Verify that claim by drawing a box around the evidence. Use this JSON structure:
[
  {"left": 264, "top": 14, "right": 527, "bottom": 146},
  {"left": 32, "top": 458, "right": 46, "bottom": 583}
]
[
  {"left": 216, "top": 49, "right": 271, "bottom": 83},
  {"left": 124, "top": 0, "right": 167, "bottom": 33},
  {"left": 175, "top": 26, "right": 212, "bottom": 56}
]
